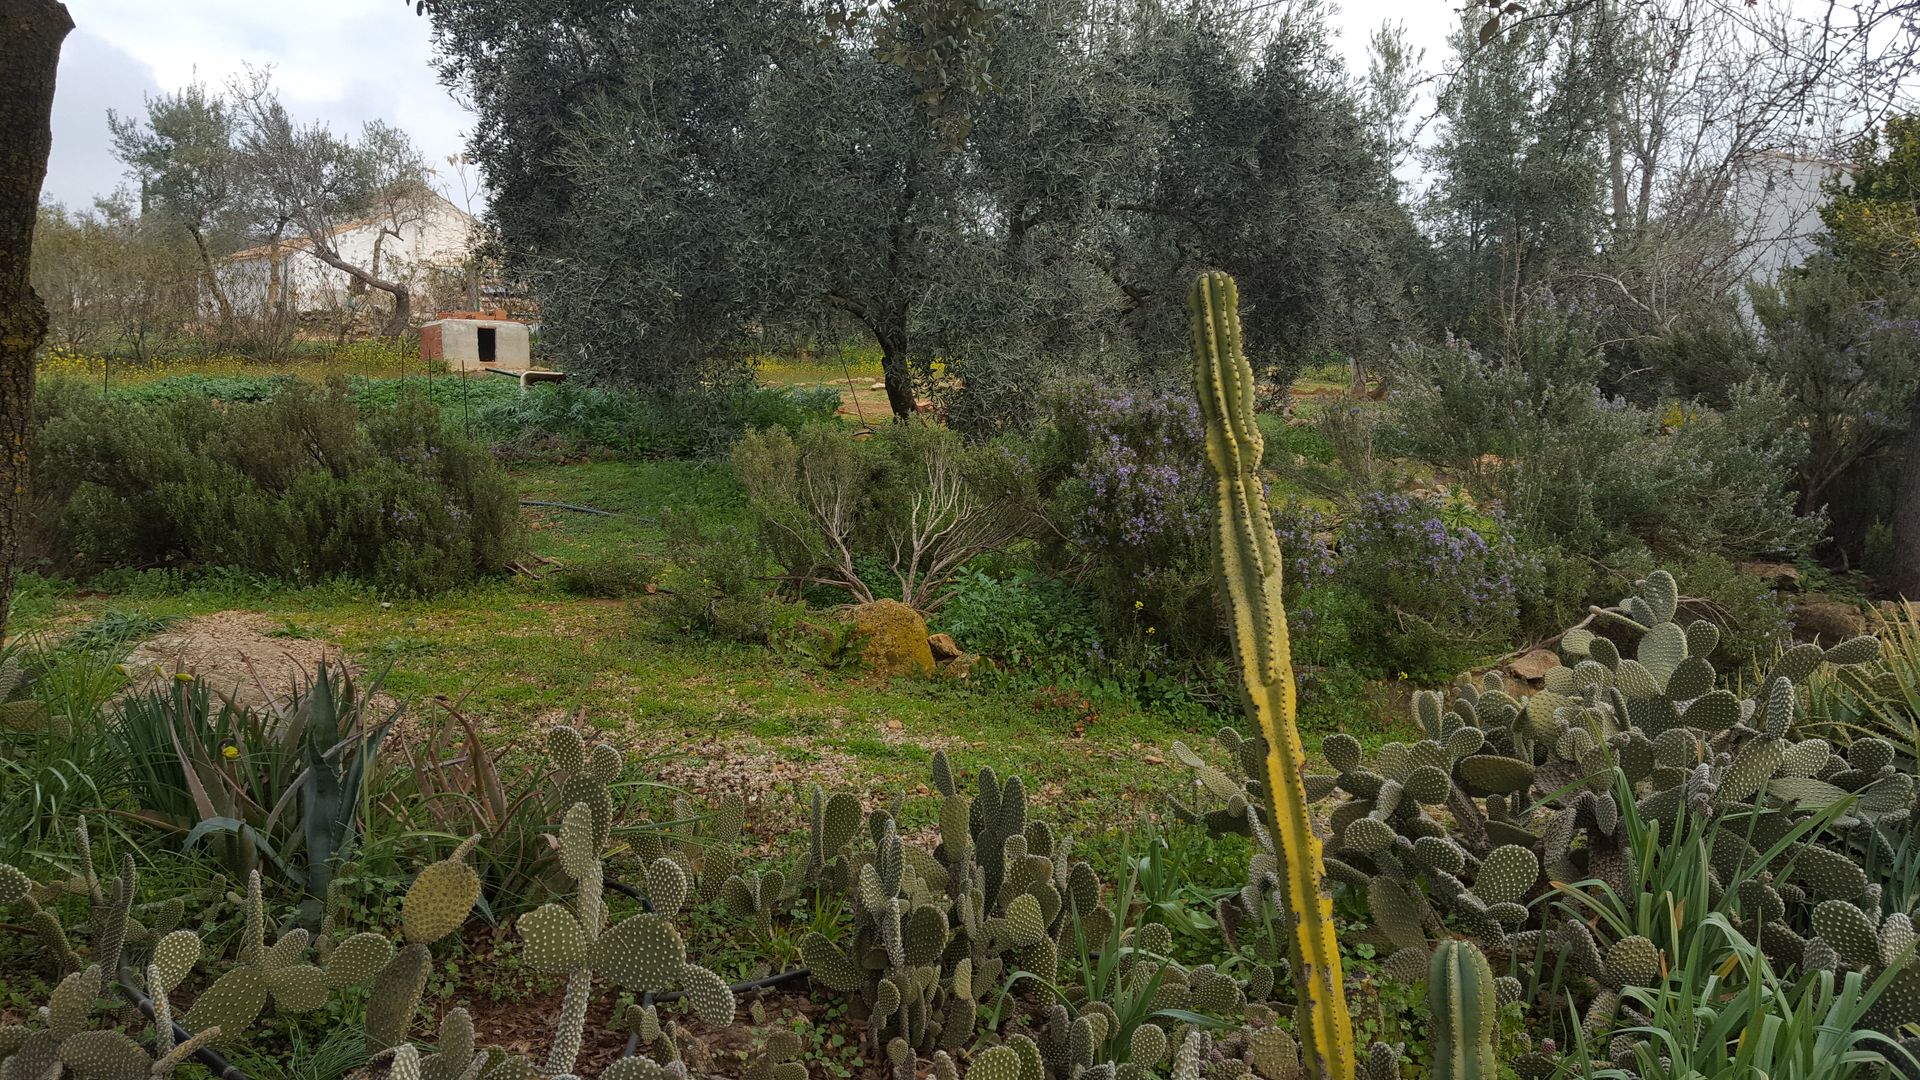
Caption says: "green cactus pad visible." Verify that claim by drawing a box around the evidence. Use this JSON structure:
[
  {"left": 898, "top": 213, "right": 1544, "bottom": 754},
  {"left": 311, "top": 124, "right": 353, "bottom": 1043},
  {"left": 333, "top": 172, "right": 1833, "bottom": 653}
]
[
  {"left": 970, "top": 1045, "right": 1023, "bottom": 1080},
  {"left": 1612, "top": 659, "right": 1660, "bottom": 698},
  {"left": 680, "top": 962, "right": 736, "bottom": 1025},
  {"left": 1131, "top": 1023, "right": 1171, "bottom": 1066},
  {"left": 1602, "top": 936, "right": 1662, "bottom": 987},
  {"left": 266, "top": 964, "right": 330, "bottom": 1012},
  {"left": 150, "top": 929, "right": 202, "bottom": 993},
  {"left": 402, "top": 857, "right": 481, "bottom": 945},
  {"left": 1850, "top": 738, "right": 1897, "bottom": 774},
  {"left": 1413, "top": 836, "right": 1468, "bottom": 876},
  {"left": 1342, "top": 817, "right": 1396, "bottom": 855},
  {"left": 58, "top": 1030, "right": 151, "bottom": 1080},
  {"left": 1792, "top": 844, "right": 1871, "bottom": 901},
  {"left": 800, "top": 933, "right": 865, "bottom": 992},
  {"left": 324, "top": 931, "right": 397, "bottom": 988},
  {"left": 1403, "top": 765, "right": 1452, "bottom": 805},
  {"left": 183, "top": 966, "right": 269, "bottom": 1044},
  {"left": 1714, "top": 737, "right": 1788, "bottom": 807},
  {"left": 366, "top": 943, "right": 431, "bottom": 1051},
  {"left": 597, "top": 914, "right": 688, "bottom": 990},
  {"left": 518, "top": 904, "right": 588, "bottom": 974},
  {"left": 1812, "top": 900, "right": 1881, "bottom": 968},
  {"left": 997, "top": 893, "right": 1046, "bottom": 948},
  {"left": 1824, "top": 635, "right": 1881, "bottom": 666},
  {"left": 1473, "top": 845, "right": 1539, "bottom": 906},
  {"left": 1663, "top": 656, "right": 1715, "bottom": 700},
  {"left": 1681, "top": 691, "right": 1741, "bottom": 732},
  {"left": 547, "top": 727, "right": 586, "bottom": 772},
  {"left": 645, "top": 858, "right": 690, "bottom": 918},
  {"left": 1322, "top": 734, "right": 1363, "bottom": 775},
  {"left": 1637, "top": 622, "right": 1687, "bottom": 684},
  {"left": 0, "top": 863, "right": 32, "bottom": 906},
  {"left": 1455, "top": 755, "right": 1535, "bottom": 796},
  {"left": 599, "top": 1060, "right": 663, "bottom": 1080},
  {"left": 1367, "top": 878, "right": 1427, "bottom": 952},
  {"left": 558, "top": 803, "right": 600, "bottom": 884}
]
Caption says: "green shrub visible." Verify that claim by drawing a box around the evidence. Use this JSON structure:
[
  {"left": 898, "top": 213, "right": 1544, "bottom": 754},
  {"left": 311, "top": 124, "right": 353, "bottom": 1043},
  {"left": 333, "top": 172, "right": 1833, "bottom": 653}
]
[
  {"left": 654, "top": 507, "right": 781, "bottom": 641},
  {"left": 1384, "top": 308, "right": 1822, "bottom": 565},
  {"left": 33, "top": 380, "right": 521, "bottom": 594},
  {"left": 548, "top": 554, "right": 660, "bottom": 599},
  {"left": 478, "top": 381, "right": 840, "bottom": 458},
  {"left": 932, "top": 566, "right": 1103, "bottom": 671}
]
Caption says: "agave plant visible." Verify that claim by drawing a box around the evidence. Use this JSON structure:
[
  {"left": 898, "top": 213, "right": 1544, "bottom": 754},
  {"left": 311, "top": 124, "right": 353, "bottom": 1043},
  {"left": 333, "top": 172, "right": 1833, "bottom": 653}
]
[{"left": 112, "top": 658, "right": 399, "bottom": 924}]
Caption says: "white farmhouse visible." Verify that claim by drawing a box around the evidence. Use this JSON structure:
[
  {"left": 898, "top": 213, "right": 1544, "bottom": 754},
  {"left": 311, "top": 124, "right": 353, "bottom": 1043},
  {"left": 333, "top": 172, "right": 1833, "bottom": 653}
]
[
  {"left": 219, "top": 191, "right": 479, "bottom": 318},
  {"left": 1726, "top": 151, "right": 1850, "bottom": 283}
]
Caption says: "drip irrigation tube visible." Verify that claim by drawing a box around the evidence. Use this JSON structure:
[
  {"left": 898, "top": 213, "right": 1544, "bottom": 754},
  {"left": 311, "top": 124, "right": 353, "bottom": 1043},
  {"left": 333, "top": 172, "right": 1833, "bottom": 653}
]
[{"left": 117, "top": 967, "right": 251, "bottom": 1080}]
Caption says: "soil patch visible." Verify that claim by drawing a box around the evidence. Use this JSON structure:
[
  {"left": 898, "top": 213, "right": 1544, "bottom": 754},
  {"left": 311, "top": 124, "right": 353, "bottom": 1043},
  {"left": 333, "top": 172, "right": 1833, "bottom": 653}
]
[{"left": 122, "top": 610, "right": 395, "bottom": 715}]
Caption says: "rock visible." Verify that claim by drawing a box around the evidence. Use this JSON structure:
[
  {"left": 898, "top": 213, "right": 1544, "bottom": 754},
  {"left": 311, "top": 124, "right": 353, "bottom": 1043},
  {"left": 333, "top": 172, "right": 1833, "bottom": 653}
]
[
  {"left": 1876, "top": 600, "right": 1920, "bottom": 626},
  {"left": 1509, "top": 648, "right": 1562, "bottom": 681},
  {"left": 1740, "top": 561, "right": 1801, "bottom": 590},
  {"left": 1793, "top": 598, "right": 1867, "bottom": 643},
  {"left": 869, "top": 381, "right": 887, "bottom": 391},
  {"left": 845, "top": 599, "right": 935, "bottom": 677},
  {"left": 928, "top": 633, "right": 962, "bottom": 661},
  {"left": 938, "top": 653, "right": 986, "bottom": 681}
]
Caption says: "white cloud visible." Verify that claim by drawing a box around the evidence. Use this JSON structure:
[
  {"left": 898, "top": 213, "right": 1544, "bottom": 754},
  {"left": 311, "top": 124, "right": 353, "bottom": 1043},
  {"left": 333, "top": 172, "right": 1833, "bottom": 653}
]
[{"left": 46, "top": 0, "right": 476, "bottom": 207}]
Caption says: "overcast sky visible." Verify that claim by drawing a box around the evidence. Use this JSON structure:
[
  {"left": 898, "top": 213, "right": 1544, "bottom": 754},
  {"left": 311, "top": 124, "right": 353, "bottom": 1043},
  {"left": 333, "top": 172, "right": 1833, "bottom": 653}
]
[{"left": 41, "top": 0, "right": 1463, "bottom": 211}]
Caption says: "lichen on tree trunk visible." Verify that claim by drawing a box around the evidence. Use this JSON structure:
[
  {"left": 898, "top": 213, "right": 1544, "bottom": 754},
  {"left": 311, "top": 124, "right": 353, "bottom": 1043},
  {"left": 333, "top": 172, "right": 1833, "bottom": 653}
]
[{"left": 0, "top": 0, "right": 73, "bottom": 644}]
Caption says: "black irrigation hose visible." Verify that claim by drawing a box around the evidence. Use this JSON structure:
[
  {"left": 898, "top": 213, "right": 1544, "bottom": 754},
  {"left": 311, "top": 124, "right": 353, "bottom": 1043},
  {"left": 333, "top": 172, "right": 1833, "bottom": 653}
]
[
  {"left": 116, "top": 966, "right": 251, "bottom": 1080},
  {"left": 520, "top": 500, "right": 620, "bottom": 516}
]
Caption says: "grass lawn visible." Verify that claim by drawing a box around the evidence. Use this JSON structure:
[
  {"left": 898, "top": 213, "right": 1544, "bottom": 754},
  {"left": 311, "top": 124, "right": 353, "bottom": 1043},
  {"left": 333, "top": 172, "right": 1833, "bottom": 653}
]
[{"left": 8, "top": 455, "right": 1282, "bottom": 840}]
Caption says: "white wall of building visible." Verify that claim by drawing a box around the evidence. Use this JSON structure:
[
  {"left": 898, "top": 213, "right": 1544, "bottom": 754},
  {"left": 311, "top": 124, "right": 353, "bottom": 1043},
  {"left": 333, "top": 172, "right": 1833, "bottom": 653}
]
[{"left": 219, "top": 194, "right": 477, "bottom": 317}]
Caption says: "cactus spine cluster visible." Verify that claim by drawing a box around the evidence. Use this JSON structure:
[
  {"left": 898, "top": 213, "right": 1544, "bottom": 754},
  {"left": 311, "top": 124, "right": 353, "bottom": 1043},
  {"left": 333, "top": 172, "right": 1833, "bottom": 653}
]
[{"left": 1189, "top": 270, "right": 1353, "bottom": 1080}]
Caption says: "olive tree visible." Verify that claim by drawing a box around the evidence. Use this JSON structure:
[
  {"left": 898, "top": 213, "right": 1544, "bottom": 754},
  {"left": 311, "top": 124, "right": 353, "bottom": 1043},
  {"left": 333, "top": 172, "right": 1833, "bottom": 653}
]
[{"left": 0, "top": 0, "right": 72, "bottom": 644}]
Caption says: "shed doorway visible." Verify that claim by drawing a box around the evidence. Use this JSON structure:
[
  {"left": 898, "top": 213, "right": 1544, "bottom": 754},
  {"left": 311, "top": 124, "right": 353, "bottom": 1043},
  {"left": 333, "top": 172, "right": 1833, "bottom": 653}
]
[{"left": 478, "top": 327, "right": 497, "bottom": 363}]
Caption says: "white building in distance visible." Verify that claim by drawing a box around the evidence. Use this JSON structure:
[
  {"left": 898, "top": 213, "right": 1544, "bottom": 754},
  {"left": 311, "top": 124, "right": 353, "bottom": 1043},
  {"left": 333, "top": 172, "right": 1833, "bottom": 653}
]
[{"left": 219, "top": 191, "right": 479, "bottom": 318}]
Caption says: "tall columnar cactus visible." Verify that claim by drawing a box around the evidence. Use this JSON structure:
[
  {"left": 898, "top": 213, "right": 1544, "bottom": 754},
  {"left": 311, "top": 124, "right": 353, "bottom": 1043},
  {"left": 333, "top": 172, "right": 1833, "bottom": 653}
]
[
  {"left": 1190, "top": 270, "right": 1353, "bottom": 1080},
  {"left": 1428, "top": 941, "right": 1498, "bottom": 1080}
]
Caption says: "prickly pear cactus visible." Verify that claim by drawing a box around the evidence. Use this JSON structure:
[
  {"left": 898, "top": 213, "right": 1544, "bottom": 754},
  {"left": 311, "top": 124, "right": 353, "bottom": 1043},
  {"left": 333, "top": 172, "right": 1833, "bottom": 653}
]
[
  {"left": 1170, "top": 568, "right": 1903, "bottom": 1048},
  {"left": 517, "top": 728, "right": 732, "bottom": 1076}
]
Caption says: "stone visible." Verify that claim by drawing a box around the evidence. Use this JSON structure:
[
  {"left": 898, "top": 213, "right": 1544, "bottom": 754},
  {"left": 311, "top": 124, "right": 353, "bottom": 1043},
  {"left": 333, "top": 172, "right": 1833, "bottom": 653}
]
[
  {"left": 1876, "top": 600, "right": 1920, "bottom": 626},
  {"left": 1793, "top": 599, "right": 1867, "bottom": 644},
  {"left": 938, "top": 654, "right": 986, "bottom": 682},
  {"left": 1510, "top": 649, "right": 1562, "bottom": 681},
  {"left": 1740, "top": 561, "right": 1801, "bottom": 590},
  {"left": 928, "top": 633, "right": 962, "bottom": 661},
  {"left": 845, "top": 600, "right": 935, "bottom": 678}
]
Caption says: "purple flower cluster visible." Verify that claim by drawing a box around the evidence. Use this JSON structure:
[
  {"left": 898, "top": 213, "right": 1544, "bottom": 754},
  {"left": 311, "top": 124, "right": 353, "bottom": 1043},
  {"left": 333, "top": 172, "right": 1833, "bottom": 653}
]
[
  {"left": 1337, "top": 491, "right": 1530, "bottom": 634},
  {"left": 1271, "top": 500, "right": 1334, "bottom": 591},
  {"left": 1055, "top": 383, "right": 1209, "bottom": 553}
]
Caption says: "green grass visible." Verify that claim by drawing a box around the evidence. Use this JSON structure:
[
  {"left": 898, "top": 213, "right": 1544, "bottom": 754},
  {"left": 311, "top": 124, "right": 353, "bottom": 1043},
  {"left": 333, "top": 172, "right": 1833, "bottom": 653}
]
[{"left": 8, "top": 455, "right": 1261, "bottom": 835}]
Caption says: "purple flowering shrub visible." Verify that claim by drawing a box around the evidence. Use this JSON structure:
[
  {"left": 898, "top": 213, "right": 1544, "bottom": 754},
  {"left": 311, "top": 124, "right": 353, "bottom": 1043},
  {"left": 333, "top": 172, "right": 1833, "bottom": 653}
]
[
  {"left": 1036, "top": 380, "right": 1220, "bottom": 660},
  {"left": 1322, "top": 491, "right": 1534, "bottom": 677}
]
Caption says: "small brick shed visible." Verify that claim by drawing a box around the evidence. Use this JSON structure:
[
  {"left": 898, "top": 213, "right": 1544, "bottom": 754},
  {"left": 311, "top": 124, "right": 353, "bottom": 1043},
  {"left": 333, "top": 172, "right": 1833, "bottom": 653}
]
[{"left": 421, "top": 310, "right": 532, "bottom": 372}]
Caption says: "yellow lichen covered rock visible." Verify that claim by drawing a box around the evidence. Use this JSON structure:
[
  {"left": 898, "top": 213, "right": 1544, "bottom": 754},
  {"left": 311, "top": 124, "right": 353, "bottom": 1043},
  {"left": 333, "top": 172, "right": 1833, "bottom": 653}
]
[{"left": 846, "top": 600, "right": 935, "bottom": 677}]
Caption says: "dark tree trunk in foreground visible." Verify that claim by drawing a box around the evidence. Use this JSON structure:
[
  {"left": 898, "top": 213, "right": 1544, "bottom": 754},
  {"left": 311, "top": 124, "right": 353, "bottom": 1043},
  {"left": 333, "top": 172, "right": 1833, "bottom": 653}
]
[
  {"left": 1893, "top": 388, "right": 1920, "bottom": 601},
  {"left": 0, "top": 0, "right": 72, "bottom": 645}
]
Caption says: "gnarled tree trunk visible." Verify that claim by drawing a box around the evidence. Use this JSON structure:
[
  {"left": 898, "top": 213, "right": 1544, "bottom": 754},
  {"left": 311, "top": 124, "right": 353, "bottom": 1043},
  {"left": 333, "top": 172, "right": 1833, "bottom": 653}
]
[
  {"left": 0, "top": 0, "right": 72, "bottom": 645},
  {"left": 309, "top": 241, "right": 412, "bottom": 337},
  {"left": 1893, "top": 388, "right": 1920, "bottom": 601}
]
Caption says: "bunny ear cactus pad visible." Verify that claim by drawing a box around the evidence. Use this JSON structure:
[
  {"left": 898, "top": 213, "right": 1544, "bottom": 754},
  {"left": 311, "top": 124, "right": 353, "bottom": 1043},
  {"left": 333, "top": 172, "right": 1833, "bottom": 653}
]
[
  {"left": 1191, "top": 270, "right": 1352, "bottom": 1080},
  {"left": 402, "top": 836, "right": 482, "bottom": 945}
]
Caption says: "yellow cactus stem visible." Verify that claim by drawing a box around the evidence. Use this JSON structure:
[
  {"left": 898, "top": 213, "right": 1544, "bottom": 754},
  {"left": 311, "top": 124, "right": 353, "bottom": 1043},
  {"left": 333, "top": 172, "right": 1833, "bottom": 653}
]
[{"left": 1189, "top": 270, "right": 1354, "bottom": 1080}]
